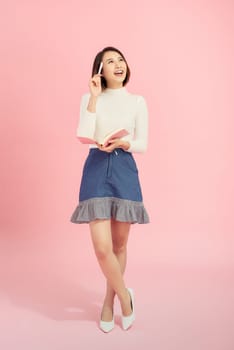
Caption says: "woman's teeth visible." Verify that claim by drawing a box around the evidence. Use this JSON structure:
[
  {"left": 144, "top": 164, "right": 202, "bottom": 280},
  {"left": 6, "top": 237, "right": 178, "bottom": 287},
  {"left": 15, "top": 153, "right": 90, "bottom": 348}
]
[{"left": 114, "top": 70, "right": 124, "bottom": 75}]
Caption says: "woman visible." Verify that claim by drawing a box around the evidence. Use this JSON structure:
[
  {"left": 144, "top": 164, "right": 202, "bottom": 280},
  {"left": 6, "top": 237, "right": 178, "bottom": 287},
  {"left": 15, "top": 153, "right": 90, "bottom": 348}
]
[{"left": 71, "top": 46, "right": 149, "bottom": 332}]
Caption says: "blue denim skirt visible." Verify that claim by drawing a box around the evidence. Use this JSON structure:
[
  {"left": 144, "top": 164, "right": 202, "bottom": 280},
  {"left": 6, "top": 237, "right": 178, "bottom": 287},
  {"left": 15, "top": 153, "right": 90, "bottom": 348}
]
[{"left": 70, "top": 148, "right": 149, "bottom": 224}]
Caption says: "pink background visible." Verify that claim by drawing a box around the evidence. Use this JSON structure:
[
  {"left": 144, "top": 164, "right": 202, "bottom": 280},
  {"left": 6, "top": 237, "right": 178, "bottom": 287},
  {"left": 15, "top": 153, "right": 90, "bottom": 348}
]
[{"left": 0, "top": 0, "right": 233, "bottom": 349}]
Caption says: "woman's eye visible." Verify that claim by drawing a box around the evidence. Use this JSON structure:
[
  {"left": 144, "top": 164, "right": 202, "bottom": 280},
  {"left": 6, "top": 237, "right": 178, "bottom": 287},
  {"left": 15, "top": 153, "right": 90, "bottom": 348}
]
[
  {"left": 108, "top": 60, "right": 113, "bottom": 64},
  {"left": 119, "top": 58, "right": 124, "bottom": 61}
]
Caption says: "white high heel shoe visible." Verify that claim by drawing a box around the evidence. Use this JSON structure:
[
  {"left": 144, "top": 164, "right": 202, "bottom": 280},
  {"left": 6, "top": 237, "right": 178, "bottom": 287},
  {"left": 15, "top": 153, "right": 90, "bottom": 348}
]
[
  {"left": 122, "top": 288, "right": 135, "bottom": 330},
  {"left": 99, "top": 308, "right": 114, "bottom": 333},
  {"left": 99, "top": 318, "right": 115, "bottom": 333}
]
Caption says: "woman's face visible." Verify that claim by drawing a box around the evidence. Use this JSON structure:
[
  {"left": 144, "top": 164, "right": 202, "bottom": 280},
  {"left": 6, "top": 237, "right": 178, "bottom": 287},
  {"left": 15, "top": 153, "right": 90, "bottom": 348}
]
[{"left": 101, "top": 51, "right": 127, "bottom": 88}]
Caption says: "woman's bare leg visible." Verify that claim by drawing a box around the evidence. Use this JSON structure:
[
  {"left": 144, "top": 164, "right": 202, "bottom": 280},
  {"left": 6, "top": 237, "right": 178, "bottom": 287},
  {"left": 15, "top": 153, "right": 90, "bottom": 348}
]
[
  {"left": 101, "top": 219, "right": 131, "bottom": 321},
  {"left": 89, "top": 219, "right": 132, "bottom": 320}
]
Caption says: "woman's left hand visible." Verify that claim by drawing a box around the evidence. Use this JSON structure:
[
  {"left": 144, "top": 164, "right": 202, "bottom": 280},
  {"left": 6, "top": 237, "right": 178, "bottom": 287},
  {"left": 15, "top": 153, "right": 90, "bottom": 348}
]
[{"left": 96, "top": 139, "right": 130, "bottom": 152}]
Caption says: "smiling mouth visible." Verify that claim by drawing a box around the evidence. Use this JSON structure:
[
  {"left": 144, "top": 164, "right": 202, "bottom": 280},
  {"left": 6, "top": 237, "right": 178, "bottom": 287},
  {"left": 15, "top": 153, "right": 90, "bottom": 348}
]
[{"left": 114, "top": 69, "right": 124, "bottom": 76}]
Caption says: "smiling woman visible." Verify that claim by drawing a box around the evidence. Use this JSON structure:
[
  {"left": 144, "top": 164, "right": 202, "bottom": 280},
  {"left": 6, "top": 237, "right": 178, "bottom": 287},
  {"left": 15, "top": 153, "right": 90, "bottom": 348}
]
[{"left": 70, "top": 46, "right": 149, "bottom": 333}]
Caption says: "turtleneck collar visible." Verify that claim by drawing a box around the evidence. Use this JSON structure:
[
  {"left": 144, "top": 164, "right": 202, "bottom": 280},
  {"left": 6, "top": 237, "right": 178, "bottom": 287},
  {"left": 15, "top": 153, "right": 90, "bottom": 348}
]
[{"left": 103, "top": 86, "right": 128, "bottom": 95}]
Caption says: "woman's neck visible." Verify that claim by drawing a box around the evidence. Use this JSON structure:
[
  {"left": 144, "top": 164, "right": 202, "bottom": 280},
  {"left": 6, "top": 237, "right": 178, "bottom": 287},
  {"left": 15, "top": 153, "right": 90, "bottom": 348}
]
[{"left": 106, "top": 82, "right": 123, "bottom": 89}]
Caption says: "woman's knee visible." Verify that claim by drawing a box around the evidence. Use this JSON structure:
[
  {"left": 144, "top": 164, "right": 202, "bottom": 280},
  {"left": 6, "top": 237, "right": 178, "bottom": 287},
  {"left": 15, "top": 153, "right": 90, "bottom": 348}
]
[
  {"left": 113, "top": 243, "right": 127, "bottom": 255},
  {"left": 94, "top": 243, "right": 112, "bottom": 260}
]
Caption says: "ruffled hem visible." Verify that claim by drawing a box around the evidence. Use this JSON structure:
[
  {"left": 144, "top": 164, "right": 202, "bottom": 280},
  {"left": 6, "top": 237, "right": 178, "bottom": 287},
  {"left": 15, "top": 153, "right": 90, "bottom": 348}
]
[{"left": 70, "top": 197, "right": 149, "bottom": 224}]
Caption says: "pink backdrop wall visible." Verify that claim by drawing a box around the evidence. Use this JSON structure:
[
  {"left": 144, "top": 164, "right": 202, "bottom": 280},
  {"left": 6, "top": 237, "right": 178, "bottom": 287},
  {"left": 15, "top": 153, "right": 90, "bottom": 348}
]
[{"left": 1, "top": 0, "right": 233, "bottom": 265}]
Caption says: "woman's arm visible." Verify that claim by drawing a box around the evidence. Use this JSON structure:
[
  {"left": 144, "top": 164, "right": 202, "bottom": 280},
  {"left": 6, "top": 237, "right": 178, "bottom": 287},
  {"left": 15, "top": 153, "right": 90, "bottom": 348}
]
[
  {"left": 76, "top": 94, "right": 97, "bottom": 139},
  {"left": 76, "top": 74, "right": 102, "bottom": 139},
  {"left": 127, "top": 96, "right": 149, "bottom": 153}
]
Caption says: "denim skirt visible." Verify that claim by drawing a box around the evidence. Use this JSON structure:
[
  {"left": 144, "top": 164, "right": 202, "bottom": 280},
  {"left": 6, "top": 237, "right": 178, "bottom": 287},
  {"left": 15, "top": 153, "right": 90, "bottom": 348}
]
[{"left": 70, "top": 148, "right": 149, "bottom": 224}]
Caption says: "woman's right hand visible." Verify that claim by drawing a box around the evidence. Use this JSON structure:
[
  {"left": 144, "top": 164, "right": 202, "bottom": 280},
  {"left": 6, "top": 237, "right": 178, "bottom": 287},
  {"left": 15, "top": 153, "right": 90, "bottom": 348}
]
[{"left": 88, "top": 74, "right": 102, "bottom": 97}]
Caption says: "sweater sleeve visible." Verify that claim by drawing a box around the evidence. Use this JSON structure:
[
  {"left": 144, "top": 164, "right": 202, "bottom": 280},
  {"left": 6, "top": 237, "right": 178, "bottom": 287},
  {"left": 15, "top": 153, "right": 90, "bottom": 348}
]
[
  {"left": 127, "top": 96, "right": 149, "bottom": 153},
  {"left": 76, "top": 94, "right": 97, "bottom": 139}
]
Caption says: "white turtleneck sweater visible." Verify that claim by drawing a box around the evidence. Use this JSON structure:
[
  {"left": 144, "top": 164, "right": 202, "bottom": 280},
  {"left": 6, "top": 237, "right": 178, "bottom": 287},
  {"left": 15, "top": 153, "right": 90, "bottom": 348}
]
[{"left": 77, "top": 87, "right": 148, "bottom": 153}]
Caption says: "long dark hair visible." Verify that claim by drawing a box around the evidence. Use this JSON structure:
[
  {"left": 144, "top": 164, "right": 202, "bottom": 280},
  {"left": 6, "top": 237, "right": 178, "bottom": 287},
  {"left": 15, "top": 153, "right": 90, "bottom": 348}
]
[{"left": 91, "top": 46, "right": 131, "bottom": 89}]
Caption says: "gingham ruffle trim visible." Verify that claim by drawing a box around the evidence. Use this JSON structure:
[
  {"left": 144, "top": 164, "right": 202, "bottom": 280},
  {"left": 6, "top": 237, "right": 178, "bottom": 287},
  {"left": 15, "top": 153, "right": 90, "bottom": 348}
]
[{"left": 70, "top": 197, "right": 149, "bottom": 224}]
